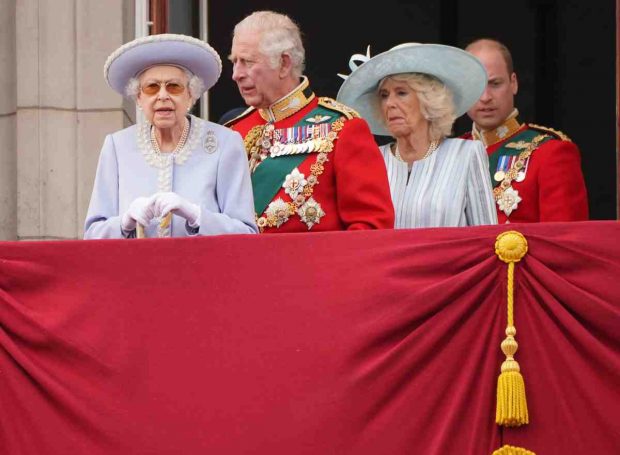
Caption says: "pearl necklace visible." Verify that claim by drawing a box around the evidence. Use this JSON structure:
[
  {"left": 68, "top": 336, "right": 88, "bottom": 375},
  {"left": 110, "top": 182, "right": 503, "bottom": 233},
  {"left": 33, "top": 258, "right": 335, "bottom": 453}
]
[
  {"left": 150, "top": 117, "right": 190, "bottom": 155},
  {"left": 394, "top": 140, "right": 440, "bottom": 162}
]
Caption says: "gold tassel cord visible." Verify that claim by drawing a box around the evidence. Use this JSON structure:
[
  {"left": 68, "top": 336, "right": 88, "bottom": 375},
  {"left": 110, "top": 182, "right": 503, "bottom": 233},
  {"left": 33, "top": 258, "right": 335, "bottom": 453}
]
[{"left": 494, "top": 231, "right": 529, "bottom": 427}]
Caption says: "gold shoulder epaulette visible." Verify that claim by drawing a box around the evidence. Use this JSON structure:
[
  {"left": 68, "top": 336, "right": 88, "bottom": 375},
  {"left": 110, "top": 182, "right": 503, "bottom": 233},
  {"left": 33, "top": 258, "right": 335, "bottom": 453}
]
[
  {"left": 528, "top": 123, "right": 572, "bottom": 142},
  {"left": 318, "top": 97, "right": 360, "bottom": 120},
  {"left": 223, "top": 106, "right": 256, "bottom": 127}
]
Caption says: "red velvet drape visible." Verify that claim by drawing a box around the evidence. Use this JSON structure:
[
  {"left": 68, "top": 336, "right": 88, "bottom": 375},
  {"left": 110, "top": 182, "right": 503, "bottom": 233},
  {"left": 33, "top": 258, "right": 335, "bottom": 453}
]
[{"left": 1, "top": 222, "right": 619, "bottom": 454}]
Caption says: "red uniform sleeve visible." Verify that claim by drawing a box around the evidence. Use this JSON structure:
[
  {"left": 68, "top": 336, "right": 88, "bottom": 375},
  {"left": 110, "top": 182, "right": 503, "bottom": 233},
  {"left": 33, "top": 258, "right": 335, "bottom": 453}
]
[
  {"left": 332, "top": 118, "right": 395, "bottom": 230},
  {"left": 536, "top": 140, "right": 589, "bottom": 221}
]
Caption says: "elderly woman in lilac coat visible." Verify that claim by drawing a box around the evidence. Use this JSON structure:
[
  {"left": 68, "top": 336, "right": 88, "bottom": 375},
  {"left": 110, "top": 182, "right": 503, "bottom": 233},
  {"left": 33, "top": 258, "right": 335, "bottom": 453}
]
[{"left": 84, "top": 34, "right": 257, "bottom": 239}]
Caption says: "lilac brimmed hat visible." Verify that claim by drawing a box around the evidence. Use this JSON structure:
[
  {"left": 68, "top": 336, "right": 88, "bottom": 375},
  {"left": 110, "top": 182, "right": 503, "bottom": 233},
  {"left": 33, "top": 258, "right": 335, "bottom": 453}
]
[
  {"left": 104, "top": 34, "right": 222, "bottom": 95},
  {"left": 336, "top": 43, "right": 487, "bottom": 136}
]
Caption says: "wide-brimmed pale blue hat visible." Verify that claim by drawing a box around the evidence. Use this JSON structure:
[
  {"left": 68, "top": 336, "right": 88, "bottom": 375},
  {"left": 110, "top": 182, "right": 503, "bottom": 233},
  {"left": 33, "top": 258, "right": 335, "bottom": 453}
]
[
  {"left": 336, "top": 43, "right": 487, "bottom": 136},
  {"left": 104, "top": 34, "right": 222, "bottom": 95}
]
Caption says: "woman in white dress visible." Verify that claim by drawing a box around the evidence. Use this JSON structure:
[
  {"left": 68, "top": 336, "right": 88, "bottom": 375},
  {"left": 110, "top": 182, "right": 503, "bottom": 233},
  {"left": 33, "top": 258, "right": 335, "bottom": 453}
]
[
  {"left": 337, "top": 44, "right": 497, "bottom": 228},
  {"left": 84, "top": 34, "right": 257, "bottom": 239}
]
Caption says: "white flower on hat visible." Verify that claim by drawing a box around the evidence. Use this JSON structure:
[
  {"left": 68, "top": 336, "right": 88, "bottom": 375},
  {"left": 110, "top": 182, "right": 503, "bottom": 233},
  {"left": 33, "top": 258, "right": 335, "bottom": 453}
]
[{"left": 337, "top": 45, "right": 372, "bottom": 80}]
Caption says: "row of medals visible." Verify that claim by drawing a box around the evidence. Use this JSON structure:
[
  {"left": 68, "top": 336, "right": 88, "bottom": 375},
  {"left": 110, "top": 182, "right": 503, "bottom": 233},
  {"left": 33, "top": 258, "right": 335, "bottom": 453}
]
[
  {"left": 267, "top": 134, "right": 336, "bottom": 157},
  {"left": 494, "top": 158, "right": 528, "bottom": 183},
  {"left": 254, "top": 124, "right": 337, "bottom": 162}
]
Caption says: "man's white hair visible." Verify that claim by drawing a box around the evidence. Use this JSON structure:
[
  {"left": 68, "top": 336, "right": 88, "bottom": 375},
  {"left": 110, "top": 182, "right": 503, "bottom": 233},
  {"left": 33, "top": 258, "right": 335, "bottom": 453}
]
[{"left": 234, "top": 10, "right": 305, "bottom": 78}]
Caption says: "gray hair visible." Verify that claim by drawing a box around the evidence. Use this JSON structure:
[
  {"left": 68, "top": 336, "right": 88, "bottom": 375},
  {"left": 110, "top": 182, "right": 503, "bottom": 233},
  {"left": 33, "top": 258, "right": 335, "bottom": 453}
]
[
  {"left": 234, "top": 11, "right": 305, "bottom": 78},
  {"left": 376, "top": 73, "right": 456, "bottom": 141},
  {"left": 125, "top": 66, "right": 205, "bottom": 104}
]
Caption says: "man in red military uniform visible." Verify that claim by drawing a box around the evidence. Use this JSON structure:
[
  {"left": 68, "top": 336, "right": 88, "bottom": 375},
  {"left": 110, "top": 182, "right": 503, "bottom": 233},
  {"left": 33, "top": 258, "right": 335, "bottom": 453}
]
[
  {"left": 463, "top": 38, "right": 588, "bottom": 224},
  {"left": 226, "top": 10, "right": 394, "bottom": 233}
]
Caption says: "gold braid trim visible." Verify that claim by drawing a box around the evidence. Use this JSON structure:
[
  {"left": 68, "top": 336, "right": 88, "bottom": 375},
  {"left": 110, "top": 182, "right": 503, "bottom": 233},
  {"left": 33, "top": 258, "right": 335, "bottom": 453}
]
[
  {"left": 318, "top": 97, "right": 360, "bottom": 119},
  {"left": 243, "top": 125, "right": 267, "bottom": 159},
  {"left": 528, "top": 123, "right": 572, "bottom": 142}
]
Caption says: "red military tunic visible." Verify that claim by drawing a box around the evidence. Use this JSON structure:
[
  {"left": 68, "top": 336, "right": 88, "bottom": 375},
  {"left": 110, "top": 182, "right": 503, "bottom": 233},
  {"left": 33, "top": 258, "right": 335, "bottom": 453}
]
[
  {"left": 462, "top": 115, "right": 588, "bottom": 224},
  {"left": 227, "top": 78, "right": 394, "bottom": 233}
]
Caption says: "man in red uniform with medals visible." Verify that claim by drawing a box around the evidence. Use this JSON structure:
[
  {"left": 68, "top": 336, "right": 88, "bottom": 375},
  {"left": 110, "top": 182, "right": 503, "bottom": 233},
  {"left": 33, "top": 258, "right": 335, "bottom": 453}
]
[
  {"left": 226, "top": 10, "right": 394, "bottom": 233},
  {"left": 462, "top": 38, "right": 588, "bottom": 224}
]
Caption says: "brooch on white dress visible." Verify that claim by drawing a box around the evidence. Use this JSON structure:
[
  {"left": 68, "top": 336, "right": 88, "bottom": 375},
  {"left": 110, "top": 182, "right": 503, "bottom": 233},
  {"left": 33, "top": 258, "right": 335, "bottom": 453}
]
[{"left": 204, "top": 130, "right": 217, "bottom": 154}]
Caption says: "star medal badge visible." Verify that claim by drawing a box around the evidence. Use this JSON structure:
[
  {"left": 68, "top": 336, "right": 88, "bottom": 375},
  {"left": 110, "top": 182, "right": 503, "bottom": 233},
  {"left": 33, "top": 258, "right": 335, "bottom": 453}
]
[{"left": 497, "top": 186, "right": 522, "bottom": 217}]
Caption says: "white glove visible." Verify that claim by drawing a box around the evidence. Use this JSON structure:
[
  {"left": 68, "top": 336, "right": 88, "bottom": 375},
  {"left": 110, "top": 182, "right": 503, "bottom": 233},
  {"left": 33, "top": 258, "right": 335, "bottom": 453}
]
[
  {"left": 121, "top": 196, "right": 157, "bottom": 232},
  {"left": 152, "top": 192, "right": 201, "bottom": 227}
]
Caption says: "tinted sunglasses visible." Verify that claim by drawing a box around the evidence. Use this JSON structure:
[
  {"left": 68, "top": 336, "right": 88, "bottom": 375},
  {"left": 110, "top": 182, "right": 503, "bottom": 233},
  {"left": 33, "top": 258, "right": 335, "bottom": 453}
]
[{"left": 141, "top": 81, "right": 186, "bottom": 96}]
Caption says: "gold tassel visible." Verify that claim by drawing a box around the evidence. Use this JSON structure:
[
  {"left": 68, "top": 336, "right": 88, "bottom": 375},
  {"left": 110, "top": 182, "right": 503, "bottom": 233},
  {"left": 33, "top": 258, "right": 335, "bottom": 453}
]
[
  {"left": 496, "top": 323, "right": 528, "bottom": 426},
  {"left": 494, "top": 231, "right": 529, "bottom": 427},
  {"left": 492, "top": 445, "right": 536, "bottom": 455}
]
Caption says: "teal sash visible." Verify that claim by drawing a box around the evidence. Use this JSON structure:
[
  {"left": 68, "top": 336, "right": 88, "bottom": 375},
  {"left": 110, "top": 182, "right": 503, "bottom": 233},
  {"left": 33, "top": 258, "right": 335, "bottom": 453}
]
[{"left": 252, "top": 155, "right": 307, "bottom": 215}]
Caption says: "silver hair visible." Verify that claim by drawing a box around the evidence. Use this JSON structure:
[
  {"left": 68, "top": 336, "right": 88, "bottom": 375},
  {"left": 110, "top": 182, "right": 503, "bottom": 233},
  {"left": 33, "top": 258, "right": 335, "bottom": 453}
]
[
  {"left": 234, "top": 11, "right": 305, "bottom": 78},
  {"left": 125, "top": 66, "right": 205, "bottom": 104},
  {"left": 376, "top": 73, "right": 456, "bottom": 141}
]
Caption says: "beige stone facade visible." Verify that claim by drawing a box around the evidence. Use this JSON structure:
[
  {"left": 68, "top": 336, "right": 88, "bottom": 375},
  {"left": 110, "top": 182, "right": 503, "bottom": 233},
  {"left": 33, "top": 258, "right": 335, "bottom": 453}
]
[{"left": 1, "top": 0, "right": 136, "bottom": 240}]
